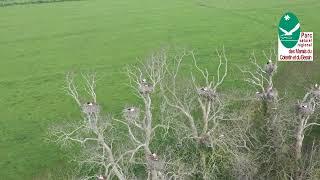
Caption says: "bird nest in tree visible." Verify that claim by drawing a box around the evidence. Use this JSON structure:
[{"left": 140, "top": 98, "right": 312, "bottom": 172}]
[
  {"left": 147, "top": 153, "right": 164, "bottom": 171},
  {"left": 139, "top": 82, "right": 154, "bottom": 94},
  {"left": 265, "top": 87, "right": 278, "bottom": 101},
  {"left": 296, "top": 102, "right": 314, "bottom": 116},
  {"left": 123, "top": 106, "right": 140, "bottom": 122},
  {"left": 197, "top": 87, "right": 217, "bottom": 101},
  {"left": 82, "top": 102, "right": 100, "bottom": 115},
  {"left": 199, "top": 133, "right": 210, "bottom": 146},
  {"left": 311, "top": 86, "right": 320, "bottom": 99},
  {"left": 255, "top": 92, "right": 265, "bottom": 100},
  {"left": 256, "top": 87, "right": 278, "bottom": 102},
  {"left": 264, "top": 62, "right": 277, "bottom": 76},
  {"left": 96, "top": 175, "right": 107, "bottom": 180}
]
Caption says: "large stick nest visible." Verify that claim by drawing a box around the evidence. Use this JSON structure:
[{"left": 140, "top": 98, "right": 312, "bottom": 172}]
[
  {"left": 139, "top": 82, "right": 154, "bottom": 94},
  {"left": 256, "top": 86, "right": 278, "bottom": 102},
  {"left": 296, "top": 102, "right": 314, "bottom": 116},
  {"left": 197, "top": 87, "right": 217, "bottom": 101},
  {"left": 123, "top": 106, "right": 140, "bottom": 122},
  {"left": 311, "top": 85, "right": 320, "bottom": 99},
  {"left": 199, "top": 133, "right": 211, "bottom": 146},
  {"left": 265, "top": 87, "right": 278, "bottom": 101},
  {"left": 264, "top": 62, "right": 277, "bottom": 76},
  {"left": 82, "top": 102, "right": 100, "bottom": 115},
  {"left": 147, "top": 153, "right": 164, "bottom": 171}
]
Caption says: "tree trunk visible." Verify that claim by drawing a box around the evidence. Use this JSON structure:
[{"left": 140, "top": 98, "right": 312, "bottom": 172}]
[{"left": 295, "top": 117, "right": 305, "bottom": 180}]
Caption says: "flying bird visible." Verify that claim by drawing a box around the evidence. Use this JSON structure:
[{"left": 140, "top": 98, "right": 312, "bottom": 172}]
[{"left": 279, "top": 23, "right": 300, "bottom": 36}]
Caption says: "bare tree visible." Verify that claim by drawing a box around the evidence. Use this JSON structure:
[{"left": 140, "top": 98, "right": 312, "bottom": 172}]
[
  {"left": 239, "top": 49, "right": 298, "bottom": 179},
  {"left": 49, "top": 72, "right": 127, "bottom": 180},
  {"left": 239, "top": 49, "right": 320, "bottom": 180},
  {"left": 294, "top": 85, "right": 320, "bottom": 180},
  {"left": 159, "top": 48, "right": 254, "bottom": 179},
  {"left": 49, "top": 51, "right": 177, "bottom": 180},
  {"left": 160, "top": 48, "right": 229, "bottom": 143},
  {"left": 114, "top": 50, "right": 170, "bottom": 180}
]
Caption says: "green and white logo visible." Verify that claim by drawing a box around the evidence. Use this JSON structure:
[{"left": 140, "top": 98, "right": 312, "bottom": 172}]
[{"left": 278, "top": 12, "right": 301, "bottom": 48}]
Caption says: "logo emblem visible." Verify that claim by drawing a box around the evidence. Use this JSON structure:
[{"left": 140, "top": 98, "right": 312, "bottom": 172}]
[{"left": 278, "top": 12, "right": 301, "bottom": 48}]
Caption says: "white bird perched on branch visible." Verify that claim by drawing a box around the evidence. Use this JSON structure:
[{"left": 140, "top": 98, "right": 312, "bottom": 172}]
[
  {"left": 265, "top": 60, "right": 277, "bottom": 76},
  {"left": 97, "top": 175, "right": 106, "bottom": 180},
  {"left": 266, "top": 59, "right": 272, "bottom": 64},
  {"left": 141, "top": 78, "right": 149, "bottom": 87},
  {"left": 128, "top": 108, "right": 135, "bottom": 112},
  {"left": 297, "top": 102, "right": 314, "bottom": 116},
  {"left": 139, "top": 79, "right": 154, "bottom": 94},
  {"left": 150, "top": 153, "right": 159, "bottom": 161},
  {"left": 311, "top": 84, "right": 320, "bottom": 99}
]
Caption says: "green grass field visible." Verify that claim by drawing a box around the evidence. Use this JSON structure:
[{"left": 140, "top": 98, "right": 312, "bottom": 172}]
[{"left": 0, "top": 0, "right": 319, "bottom": 179}]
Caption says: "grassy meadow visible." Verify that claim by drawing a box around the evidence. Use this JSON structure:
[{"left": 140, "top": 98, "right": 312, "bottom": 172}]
[{"left": 0, "top": 0, "right": 319, "bottom": 179}]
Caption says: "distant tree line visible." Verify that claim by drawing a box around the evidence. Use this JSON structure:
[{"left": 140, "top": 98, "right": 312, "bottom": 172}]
[{"left": 0, "top": 0, "right": 82, "bottom": 7}]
